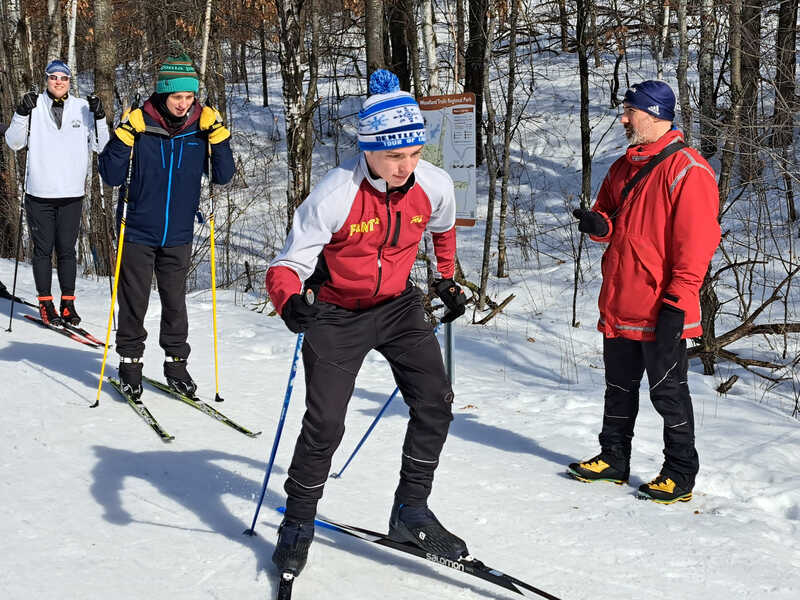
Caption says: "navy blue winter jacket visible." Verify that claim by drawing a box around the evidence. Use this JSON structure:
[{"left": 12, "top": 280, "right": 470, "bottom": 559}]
[{"left": 98, "top": 99, "right": 234, "bottom": 247}]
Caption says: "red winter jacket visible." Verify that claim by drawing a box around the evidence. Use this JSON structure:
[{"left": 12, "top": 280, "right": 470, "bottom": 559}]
[
  {"left": 267, "top": 154, "right": 457, "bottom": 313},
  {"left": 589, "top": 130, "right": 721, "bottom": 340}
]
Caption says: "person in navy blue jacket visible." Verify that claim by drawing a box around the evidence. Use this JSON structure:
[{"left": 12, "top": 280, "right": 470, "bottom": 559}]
[{"left": 99, "top": 48, "right": 234, "bottom": 399}]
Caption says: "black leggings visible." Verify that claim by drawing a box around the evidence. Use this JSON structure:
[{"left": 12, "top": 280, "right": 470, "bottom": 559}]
[{"left": 25, "top": 195, "right": 83, "bottom": 297}]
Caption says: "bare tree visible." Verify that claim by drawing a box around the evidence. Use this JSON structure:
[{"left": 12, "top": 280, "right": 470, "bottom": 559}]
[
  {"left": 698, "top": 0, "right": 717, "bottom": 158},
  {"left": 365, "top": 0, "right": 385, "bottom": 78}
]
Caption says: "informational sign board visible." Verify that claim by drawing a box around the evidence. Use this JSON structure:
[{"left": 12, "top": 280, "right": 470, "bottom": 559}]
[{"left": 419, "top": 93, "right": 477, "bottom": 226}]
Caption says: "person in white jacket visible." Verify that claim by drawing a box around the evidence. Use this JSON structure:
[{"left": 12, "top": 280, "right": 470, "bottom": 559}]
[{"left": 4, "top": 59, "right": 109, "bottom": 326}]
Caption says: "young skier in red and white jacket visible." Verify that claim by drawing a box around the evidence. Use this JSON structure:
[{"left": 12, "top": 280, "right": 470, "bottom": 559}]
[
  {"left": 568, "top": 80, "right": 721, "bottom": 504},
  {"left": 266, "top": 70, "right": 468, "bottom": 579}
]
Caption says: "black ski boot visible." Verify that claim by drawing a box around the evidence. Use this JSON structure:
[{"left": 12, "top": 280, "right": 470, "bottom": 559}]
[
  {"left": 567, "top": 451, "right": 630, "bottom": 484},
  {"left": 164, "top": 356, "right": 197, "bottom": 397},
  {"left": 59, "top": 295, "right": 81, "bottom": 325},
  {"left": 272, "top": 518, "right": 315, "bottom": 576},
  {"left": 388, "top": 500, "right": 469, "bottom": 560},
  {"left": 38, "top": 296, "right": 63, "bottom": 327},
  {"left": 119, "top": 358, "right": 143, "bottom": 400}
]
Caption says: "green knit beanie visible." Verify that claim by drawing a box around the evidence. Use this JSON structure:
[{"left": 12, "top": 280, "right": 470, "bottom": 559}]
[{"left": 156, "top": 42, "right": 199, "bottom": 94}]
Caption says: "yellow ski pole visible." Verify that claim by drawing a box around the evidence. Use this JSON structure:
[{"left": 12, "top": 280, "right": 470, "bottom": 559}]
[
  {"left": 206, "top": 102, "right": 224, "bottom": 403},
  {"left": 93, "top": 97, "right": 139, "bottom": 408}
]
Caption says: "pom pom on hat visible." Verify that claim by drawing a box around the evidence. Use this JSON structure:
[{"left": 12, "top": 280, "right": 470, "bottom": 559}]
[
  {"left": 358, "top": 69, "right": 426, "bottom": 151},
  {"left": 369, "top": 70, "right": 400, "bottom": 95}
]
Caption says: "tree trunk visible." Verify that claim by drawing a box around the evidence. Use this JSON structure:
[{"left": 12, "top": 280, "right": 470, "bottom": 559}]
[
  {"left": 477, "top": 11, "right": 497, "bottom": 310},
  {"left": 657, "top": 2, "right": 670, "bottom": 79},
  {"left": 576, "top": 0, "right": 591, "bottom": 205},
  {"left": 770, "top": 0, "right": 797, "bottom": 148},
  {"left": 676, "top": 0, "right": 692, "bottom": 145},
  {"left": 91, "top": 0, "right": 116, "bottom": 278},
  {"left": 365, "top": 0, "right": 385, "bottom": 79},
  {"left": 67, "top": 0, "right": 77, "bottom": 96},
  {"left": 387, "top": 0, "right": 410, "bottom": 90},
  {"left": 405, "top": 0, "right": 421, "bottom": 95},
  {"left": 199, "top": 0, "right": 213, "bottom": 88},
  {"left": 456, "top": 0, "right": 465, "bottom": 84},
  {"left": 738, "top": 0, "right": 762, "bottom": 182},
  {"left": 260, "top": 18, "right": 269, "bottom": 107},
  {"left": 557, "top": 0, "right": 569, "bottom": 52},
  {"left": 277, "top": 0, "right": 318, "bottom": 230},
  {"left": 698, "top": 0, "right": 717, "bottom": 158},
  {"left": 421, "top": 0, "right": 438, "bottom": 94},
  {"left": 497, "top": 0, "right": 520, "bottom": 278},
  {"left": 46, "top": 0, "right": 62, "bottom": 61},
  {"left": 465, "top": 0, "right": 488, "bottom": 165}
]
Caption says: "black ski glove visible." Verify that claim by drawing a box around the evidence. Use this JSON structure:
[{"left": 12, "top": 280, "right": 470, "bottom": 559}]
[
  {"left": 280, "top": 291, "right": 320, "bottom": 333},
  {"left": 16, "top": 91, "right": 38, "bottom": 116},
  {"left": 572, "top": 208, "right": 609, "bottom": 237},
  {"left": 433, "top": 278, "right": 467, "bottom": 323},
  {"left": 655, "top": 304, "right": 685, "bottom": 352},
  {"left": 87, "top": 94, "right": 105, "bottom": 120}
]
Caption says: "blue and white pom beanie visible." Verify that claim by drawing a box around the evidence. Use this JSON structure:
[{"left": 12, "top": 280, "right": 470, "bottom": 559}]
[
  {"left": 358, "top": 70, "right": 426, "bottom": 151},
  {"left": 623, "top": 80, "right": 675, "bottom": 121},
  {"left": 45, "top": 59, "right": 71, "bottom": 77}
]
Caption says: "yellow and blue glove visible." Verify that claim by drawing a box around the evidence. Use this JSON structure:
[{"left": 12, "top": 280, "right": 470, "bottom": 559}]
[
  {"left": 199, "top": 105, "right": 231, "bottom": 144},
  {"left": 114, "top": 108, "right": 145, "bottom": 147}
]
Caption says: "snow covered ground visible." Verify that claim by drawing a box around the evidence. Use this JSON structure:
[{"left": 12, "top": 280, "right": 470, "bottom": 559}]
[{"left": 1, "top": 255, "right": 798, "bottom": 600}]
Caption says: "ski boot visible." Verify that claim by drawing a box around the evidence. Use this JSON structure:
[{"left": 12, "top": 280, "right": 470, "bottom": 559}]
[
  {"left": 164, "top": 356, "right": 197, "bottom": 397},
  {"left": 637, "top": 474, "right": 693, "bottom": 504},
  {"left": 37, "top": 296, "right": 63, "bottom": 327},
  {"left": 388, "top": 500, "right": 469, "bottom": 560},
  {"left": 59, "top": 295, "right": 81, "bottom": 326},
  {"left": 119, "top": 357, "right": 143, "bottom": 400},
  {"left": 567, "top": 452, "right": 630, "bottom": 484},
  {"left": 272, "top": 517, "right": 315, "bottom": 576}
]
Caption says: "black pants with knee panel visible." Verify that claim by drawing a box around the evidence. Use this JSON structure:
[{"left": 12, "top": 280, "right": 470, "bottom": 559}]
[
  {"left": 284, "top": 286, "right": 454, "bottom": 522},
  {"left": 599, "top": 336, "right": 698, "bottom": 489}
]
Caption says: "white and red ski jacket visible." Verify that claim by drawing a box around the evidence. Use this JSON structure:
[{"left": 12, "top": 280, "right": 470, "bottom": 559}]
[{"left": 267, "top": 154, "right": 457, "bottom": 313}]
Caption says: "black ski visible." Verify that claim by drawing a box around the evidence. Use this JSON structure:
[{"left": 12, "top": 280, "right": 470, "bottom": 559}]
[
  {"left": 108, "top": 377, "right": 175, "bottom": 442},
  {"left": 276, "top": 572, "right": 294, "bottom": 599},
  {"left": 143, "top": 376, "right": 261, "bottom": 438},
  {"left": 23, "top": 314, "right": 101, "bottom": 349},
  {"left": 62, "top": 322, "right": 106, "bottom": 346},
  {"left": 0, "top": 286, "right": 37, "bottom": 308},
  {"left": 275, "top": 508, "right": 561, "bottom": 600}
]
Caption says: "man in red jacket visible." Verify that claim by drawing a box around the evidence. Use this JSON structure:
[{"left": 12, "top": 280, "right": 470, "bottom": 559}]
[
  {"left": 568, "top": 81, "right": 720, "bottom": 504},
  {"left": 265, "top": 70, "right": 469, "bottom": 579}
]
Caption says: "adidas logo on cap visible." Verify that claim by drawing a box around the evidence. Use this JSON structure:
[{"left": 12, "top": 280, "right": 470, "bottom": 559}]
[{"left": 648, "top": 105, "right": 660, "bottom": 115}]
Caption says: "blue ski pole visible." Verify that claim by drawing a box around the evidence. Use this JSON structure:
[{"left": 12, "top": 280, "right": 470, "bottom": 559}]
[
  {"left": 244, "top": 331, "right": 304, "bottom": 536},
  {"left": 329, "top": 385, "right": 401, "bottom": 478}
]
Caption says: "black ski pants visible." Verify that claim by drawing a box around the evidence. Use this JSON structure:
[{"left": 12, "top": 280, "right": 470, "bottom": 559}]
[
  {"left": 599, "top": 336, "right": 698, "bottom": 489},
  {"left": 116, "top": 241, "right": 191, "bottom": 360},
  {"left": 25, "top": 195, "right": 83, "bottom": 297},
  {"left": 284, "top": 286, "right": 454, "bottom": 522}
]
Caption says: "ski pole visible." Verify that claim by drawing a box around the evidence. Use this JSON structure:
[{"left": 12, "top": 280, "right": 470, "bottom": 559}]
[
  {"left": 206, "top": 106, "right": 223, "bottom": 402},
  {"left": 6, "top": 101, "right": 34, "bottom": 333},
  {"left": 330, "top": 385, "right": 401, "bottom": 479},
  {"left": 244, "top": 329, "right": 305, "bottom": 536},
  {"left": 93, "top": 94, "right": 139, "bottom": 408},
  {"left": 90, "top": 95, "right": 116, "bottom": 331}
]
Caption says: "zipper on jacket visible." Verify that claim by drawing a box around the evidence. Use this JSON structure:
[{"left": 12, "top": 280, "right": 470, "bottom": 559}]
[
  {"left": 390, "top": 211, "right": 401, "bottom": 246},
  {"left": 373, "top": 190, "right": 393, "bottom": 296},
  {"left": 161, "top": 138, "right": 175, "bottom": 247}
]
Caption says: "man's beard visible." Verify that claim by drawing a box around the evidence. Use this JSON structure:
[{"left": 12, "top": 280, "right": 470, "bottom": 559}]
[{"left": 624, "top": 124, "right": 647, "bottom": 146}]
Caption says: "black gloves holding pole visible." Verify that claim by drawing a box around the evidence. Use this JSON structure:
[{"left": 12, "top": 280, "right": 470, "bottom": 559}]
[
  {"left": 433, "top": 278, "right": 467, "bottom": 323},
  {"left": 572, "top": 208, "right": 609, "bottom": 237}
]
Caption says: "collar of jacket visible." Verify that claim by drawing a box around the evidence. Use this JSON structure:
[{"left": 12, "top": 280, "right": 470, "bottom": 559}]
[
  {"left": 358, "top": 153, "right": 416, "bottom": 196},
  {"left": 142, "top": 97, "right": 201, "bottom": 137},
  {"left": 625, "top": 129, "right": 684, "bottom": 166}
]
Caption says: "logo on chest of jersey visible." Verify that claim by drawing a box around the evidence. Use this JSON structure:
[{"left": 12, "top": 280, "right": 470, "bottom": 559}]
[
  {"left": 410, "top": 215, "right": 424, "bottom": 224},
  {"left": 72, "top": 120, "right": 81, "bottom": 128},
  {"left": 349, "top": 217, "right": 381, "bottom": 237}
]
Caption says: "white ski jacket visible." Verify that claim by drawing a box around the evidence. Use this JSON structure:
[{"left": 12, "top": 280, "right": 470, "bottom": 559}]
[{"left": 4, "top": 92, "right": 110, "bottom": 199}]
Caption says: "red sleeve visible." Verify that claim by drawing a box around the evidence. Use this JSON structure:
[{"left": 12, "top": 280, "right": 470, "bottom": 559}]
[
  {"left": 588, "top": 174, "right": 615, "bottom": 243},
  {"left": 431, "top": 227, "right": 456, "bottom": 279},
  {"left": 266, "top": 265, "right": 302, "bottom": 315}
]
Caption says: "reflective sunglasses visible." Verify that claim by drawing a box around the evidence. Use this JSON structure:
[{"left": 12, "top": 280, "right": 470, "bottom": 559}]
[{"left": 47, "top": 74, "right": 70, "bottom": 82}]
